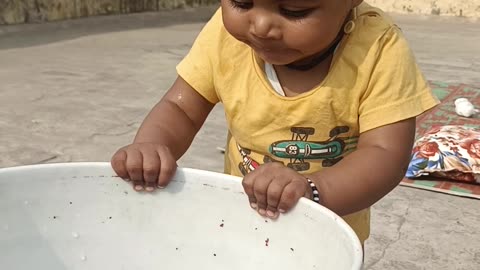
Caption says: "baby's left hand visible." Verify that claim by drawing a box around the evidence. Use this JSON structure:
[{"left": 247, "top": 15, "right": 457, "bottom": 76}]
[{"left": 242, "top": 162, "right": 312, "bottom": 219}]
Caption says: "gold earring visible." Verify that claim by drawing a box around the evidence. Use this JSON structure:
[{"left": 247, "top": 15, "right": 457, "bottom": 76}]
[{"left": 344, "top": 7, "right": 358, "bottom": 34}]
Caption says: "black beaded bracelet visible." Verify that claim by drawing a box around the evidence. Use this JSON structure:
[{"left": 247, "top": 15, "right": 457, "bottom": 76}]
[{"left": 306, "top": 178, "right": 321, "bottom": 204}]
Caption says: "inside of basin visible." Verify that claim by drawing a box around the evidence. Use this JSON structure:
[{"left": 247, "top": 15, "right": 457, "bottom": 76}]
[{"left": 0, "top": 162, "right": 362, "bottom": 270}]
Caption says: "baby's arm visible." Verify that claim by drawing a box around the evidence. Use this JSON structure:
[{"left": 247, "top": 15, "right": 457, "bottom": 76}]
[
  {"left": 111, "top": 76, "right": 215, "bottom": 190},
  {"left": 133, "top": 76, "right": 214, "bottom": 158},
  {"left": 307, "top": 118, "right": 415, "bottom": 216}
]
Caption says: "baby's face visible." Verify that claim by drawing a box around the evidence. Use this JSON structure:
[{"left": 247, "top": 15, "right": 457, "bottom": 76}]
[{"left": 221, "top": 0, "right": 362, "bottom": 65}]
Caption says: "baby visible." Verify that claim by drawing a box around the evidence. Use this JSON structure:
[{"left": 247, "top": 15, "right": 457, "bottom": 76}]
[{"left": 111, "top": 0, "right": 439, "bottom": 246}]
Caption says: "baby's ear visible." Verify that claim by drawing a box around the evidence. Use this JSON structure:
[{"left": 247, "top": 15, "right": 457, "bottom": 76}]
[{"left": 352, "top": 0, "right": 363, "bottom": 8}]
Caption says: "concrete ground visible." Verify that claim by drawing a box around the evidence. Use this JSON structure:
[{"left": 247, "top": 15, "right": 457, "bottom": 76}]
[{"left": 1, "top": 6, "right": 479, "bottom": 269}]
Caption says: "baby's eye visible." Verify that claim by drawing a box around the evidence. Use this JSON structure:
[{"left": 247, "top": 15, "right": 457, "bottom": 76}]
[
  {"left": 281, "top": 8, "right": 314, "bottom": 19},
  {"left": 229, "top": 0, "right": 253, "bottom": 10}
]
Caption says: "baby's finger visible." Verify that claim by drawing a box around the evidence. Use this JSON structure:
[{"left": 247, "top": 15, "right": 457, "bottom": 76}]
[
  {"left": 157, "top": 146, "right": 177, "bottom": 188},
  {"left": 125, "top": 149, "right": 144, "bottom": 191},
  {"left": 266, "top": 180, "right": 284, "bottom": 218},
  {"left": 111, "top": 149, "right": 129, "bottom": 180},
  {"left": 277, "top": 181, "right": 305, "bottom": 213},
  {"left": 242, "top": 172, "right": 257, "bottom": 209},
  {"left": 142, "top": 149, "right": 160, "bottom": 192},
  {"left": 253, "top": 176, "right": 274, "bottom": 216}
]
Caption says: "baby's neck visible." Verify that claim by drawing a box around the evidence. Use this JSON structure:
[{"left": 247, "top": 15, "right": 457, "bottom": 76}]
[{"left": 273, "top": 57, "right": 333, "bottom": 97}]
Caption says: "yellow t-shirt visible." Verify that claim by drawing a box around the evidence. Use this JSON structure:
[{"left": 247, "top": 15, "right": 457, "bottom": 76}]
[{"left": 177, "top": 3, "right": 439, "bottom": 243}]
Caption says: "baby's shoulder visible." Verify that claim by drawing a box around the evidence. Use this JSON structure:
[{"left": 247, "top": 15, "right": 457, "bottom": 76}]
[
  {"left": 354, "top": 3, "right": 400, "bottom": 43},
  {"left": 343, "top": 2, "right": 411, "bottom": 64},
  {"left": 201, "top": 9, "right": 253, "bottom": 64}
]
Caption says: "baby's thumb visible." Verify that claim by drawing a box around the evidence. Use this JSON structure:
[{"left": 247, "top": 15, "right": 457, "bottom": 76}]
[{"left": 111, "top": 150, "right": 129, "bottom": 180}]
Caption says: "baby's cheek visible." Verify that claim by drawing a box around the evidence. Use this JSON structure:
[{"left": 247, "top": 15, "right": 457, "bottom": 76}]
[{"left": 222, "top": 13, "right": 248, "bottom": 40}]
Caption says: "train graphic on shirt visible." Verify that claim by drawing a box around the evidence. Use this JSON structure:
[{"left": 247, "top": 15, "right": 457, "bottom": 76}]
[{"left": 237, "top": 126, "right": 357, "bottom": 175}]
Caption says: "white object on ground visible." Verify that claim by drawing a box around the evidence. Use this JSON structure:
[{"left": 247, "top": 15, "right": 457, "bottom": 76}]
[
  {"left": 0, "top": 162, "right": 363, "bottom": 270},
  {"left": 455, "top": 98, "right": 479, "bottom": 118}
]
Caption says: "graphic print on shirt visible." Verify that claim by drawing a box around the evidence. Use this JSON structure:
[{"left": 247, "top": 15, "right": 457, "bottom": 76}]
[
  {"left": 237, "top": 145, "right": 286, "bottom": 176},
  {"left": 237, "top": 144, "right": 262, "bottom": 176},
  {"left": 237, "top": 126, "right": 358, "bottom": 176},
  {"left": 268, "top": 126, "right": 357, "bottom": 171}
]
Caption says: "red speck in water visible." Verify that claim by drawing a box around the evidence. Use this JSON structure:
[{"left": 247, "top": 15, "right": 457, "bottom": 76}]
[{"left": 265, "top": 238, "right": 270, "bottom": 247}]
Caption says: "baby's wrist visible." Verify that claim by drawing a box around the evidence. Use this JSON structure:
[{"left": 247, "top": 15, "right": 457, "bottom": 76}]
[{"left": 304, "top": 177, "right": 321, "bottom": 204}]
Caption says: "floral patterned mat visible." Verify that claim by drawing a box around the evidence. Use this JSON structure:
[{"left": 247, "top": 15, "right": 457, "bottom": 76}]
[{"left": 401, "top": 82, "right": 480, "bottom": 199}]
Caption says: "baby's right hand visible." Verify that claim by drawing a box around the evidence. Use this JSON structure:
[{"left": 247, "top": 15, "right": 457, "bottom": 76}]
[{"left": 111, "top": 143, "right": 177, "bottom": 192}]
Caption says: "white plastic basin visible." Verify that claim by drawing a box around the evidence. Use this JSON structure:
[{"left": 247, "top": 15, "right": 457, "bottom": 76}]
[{"left": 0, "top": 162, "right": 362, "bottom": 270}]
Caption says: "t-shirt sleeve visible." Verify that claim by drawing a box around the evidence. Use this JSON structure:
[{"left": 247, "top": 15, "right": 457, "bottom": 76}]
[
  {"left": 358, "top": 26, "right": 440, "bottom": 133},
  {"left": 176, "top": 9, "right": 222, "bottom": 104}
]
